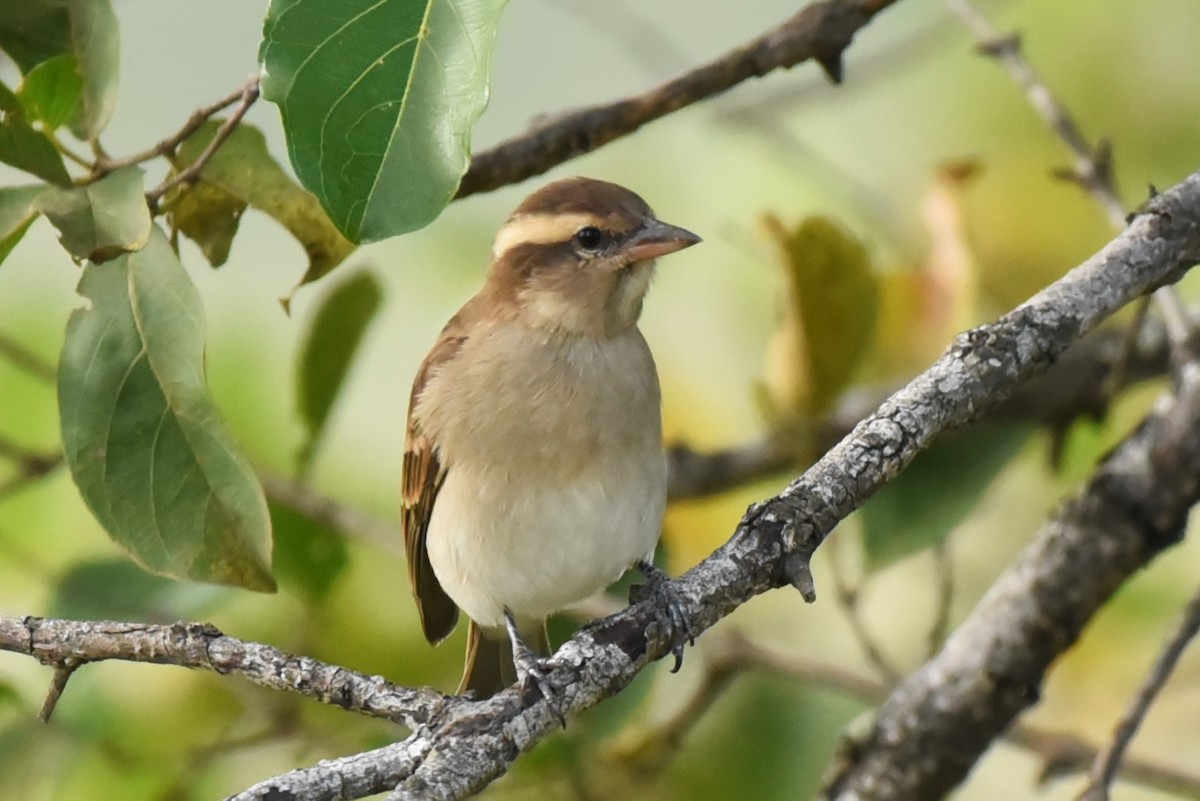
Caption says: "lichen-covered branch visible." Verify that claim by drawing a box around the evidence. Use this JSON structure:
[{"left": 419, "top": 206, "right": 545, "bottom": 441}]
[{"left": 0, "top": 616, "right": 448, "bottom": 731}]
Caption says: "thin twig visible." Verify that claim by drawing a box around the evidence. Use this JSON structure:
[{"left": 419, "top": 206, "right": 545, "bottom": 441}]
[
  {"left": 0, "top": 437, "right": 63, "bottom": 499},
  {"left": 944, "top": 0, "right": 1192, "bottom": 350},
  {"left": 0, "top": 332, "right": 55, "bottom": 383},
  {"left": 826, "top": 534, "right": 901, "bottom": 683},
  {"left": 258, "top": 471, "right": 402, "bottom": 555},
  {"left": 1079, "top": 582, "right": 1200, "bottom": 800},
  {"left": 92, "top": 76, "right": 260, "bottom": 180},
  {"left": 38, "top": 662, "right": 79, "bottom": 722},
  {"left": 457, "top": 0, "right": 903, "bottom": 198},
  {"left": 926, "top": 541, "right": 955, "bottom": 657},
  {"left": 145, "top": 78, "right": 261, "bottom": 209}
]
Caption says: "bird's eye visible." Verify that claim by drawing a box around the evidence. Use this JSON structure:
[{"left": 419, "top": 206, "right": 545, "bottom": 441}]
[{"left": 573, "top": 226, "right": 604, "bottom": 251}]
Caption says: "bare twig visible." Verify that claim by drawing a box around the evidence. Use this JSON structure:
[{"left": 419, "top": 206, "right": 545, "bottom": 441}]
[
  {"left": 0, "top": 436, "right": 63, "bottom": 499},
  {"left": 944, "top": 0, "right": 1193, "bottom": 349},
  {"left": 666, "top": 436, "right": 795, "bottom": 501},
  {"left": 457, "top": 0, "right": 903, "bottom": 198},
  {"left": 926, "top": 542, "right": 955, "bottom": 657},
  {"left": 145, "top": 78, "right": 261, "bottom": 209},
  {"left": 37, "top": 662, "right": 78, "bottom": 722},
  {"left": 92, "top": 76, "right": 260, "bottom": 180},
  {"left": 258, "top": 471, "right": 402, "bottom": 555},
  {"left": 826, "top": 534, "right": 901, "bottom": 682},
  {"left": 1080, "top": 581, "right": 1200, "bottom": 801},
  {"left": 0, "top": 332, "right": 55, "bottom": 383}
]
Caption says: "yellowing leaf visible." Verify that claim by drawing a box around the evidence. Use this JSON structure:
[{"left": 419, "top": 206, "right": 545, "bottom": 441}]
[
  {"left": 876, "top": 162, "right": 981, "bottom": 372},
  {"left": 167, "top": 121, "right": 355, "bottom": 291},
  {"left": 762, "top": 214, "right": 878, "bottom": 418}
]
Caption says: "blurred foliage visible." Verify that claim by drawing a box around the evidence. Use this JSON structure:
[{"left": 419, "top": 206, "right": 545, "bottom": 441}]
[{"left": 3, "top": 1, "right": 1200, "bottom": 800}]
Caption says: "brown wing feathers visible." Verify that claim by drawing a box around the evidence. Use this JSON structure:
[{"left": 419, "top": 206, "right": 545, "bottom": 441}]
[{"left": 402, "top": 320, "right": 469, "bottom": 645}]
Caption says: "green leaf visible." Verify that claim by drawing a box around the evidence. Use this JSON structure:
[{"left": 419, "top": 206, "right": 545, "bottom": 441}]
[
  {"left": 49, "top": 557, "right": 228, "bottom": 621},
  {"left": 58, "top": 226, "right": 275, "bottom": 591},
  {"left": 35, "top": 165, "right": 151, "bottom": 262},
  {"left": 762, "top": 215, "right": 879, "bottom": 417},
  {"left": 18, "top": 53, "right": 83, "bottom": 131},
  {"left": 259, "top": 0, "right": 507, "bottom": 242},
  {"left": 0, "top": 184, "right": 45, "bottom": 264},
  {"left": 270, "top": 500, "right": 350, "bottom": 602},
  {"left": 0, "top": 0, "right": 120, "bottom": 139},
  {"left": 167, "top": 121, "right": 355, "bottom": 286},
  {"left": 0, "top": 2, "right": 69, "bottom": 72},
  {"left": 859, "top": 422, "right": 1032, "bottom": 571},
  {"left": 295, "top": 271, "right": 383, "bottom": 470},
  {"left": 0, "top": 81, "right": 71, "bottom": 186},
  {"left": 63, "top": 0, "right": 119, "bottom": 139}
]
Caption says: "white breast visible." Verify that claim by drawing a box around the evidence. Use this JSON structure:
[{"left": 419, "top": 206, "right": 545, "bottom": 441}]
[{"left": 418, "top": 327, "right": 667, "bottom": 627}]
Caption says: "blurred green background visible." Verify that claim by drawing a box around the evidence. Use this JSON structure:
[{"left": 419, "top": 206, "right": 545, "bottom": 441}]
[{"left": 3, "top": 0, "right": 1200, "bottom": 798}]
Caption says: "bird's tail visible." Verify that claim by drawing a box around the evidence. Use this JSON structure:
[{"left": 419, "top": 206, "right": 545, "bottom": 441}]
[{"left": 459, "top": 618, "right": 549, "bottom": 698}]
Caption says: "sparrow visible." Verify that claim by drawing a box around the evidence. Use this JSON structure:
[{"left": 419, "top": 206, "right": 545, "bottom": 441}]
[{"left": 402, "top": 176, "right": 701, "bottom": 705}]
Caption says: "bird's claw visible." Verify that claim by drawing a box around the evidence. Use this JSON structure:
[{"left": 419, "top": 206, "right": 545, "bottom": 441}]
[
  {"left": 504, "top": 611, "right": 567, "bottom": 727},
  {"left": 633, "top": 559, "right": 695, "bottom": 672}
]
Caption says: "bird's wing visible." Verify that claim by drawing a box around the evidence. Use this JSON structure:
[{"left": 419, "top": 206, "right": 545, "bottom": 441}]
[{"left": 403, "top": 314, "right": 470, "bottom": 645}]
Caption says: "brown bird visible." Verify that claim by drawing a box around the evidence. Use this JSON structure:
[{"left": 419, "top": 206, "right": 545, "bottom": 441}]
[{"left": 402, "top": 177, "right": 701, "bottom": 703}]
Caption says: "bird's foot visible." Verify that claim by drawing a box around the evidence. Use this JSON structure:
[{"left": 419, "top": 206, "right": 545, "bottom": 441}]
[
  {"left": 503, "top": 611, "right": 566, "bottom": 727},
  {"left": 631, "top": 559, "right": 695, "bottom": 672}
]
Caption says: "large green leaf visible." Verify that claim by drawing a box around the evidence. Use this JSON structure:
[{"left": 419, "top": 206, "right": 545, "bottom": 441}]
[
  {"left": 0, "top": 0, "right": 119, "bottom": 139},
  {"left": 166, "top": 120, "right": 355, "bottom": 286},
  {"left": 859, "top": 422, "right": 1033, "bottom": 571},
  {"left": 259, "top": 0, "right": 507, "bottom": 243},
  {"left": 295, "top": 270, "right": 383, "bottom": 470},
  {"left": 0, "top": 184, "right": 45, "bottom": 265},
  {"left": 58, "top": 226, "right": 275, "bottom": 591},
  {"left": 35, "top": 165, "right": 151, "bottom": 262},
  {"left": 0, "top": 81, "right": 71, "bottom": 186}
]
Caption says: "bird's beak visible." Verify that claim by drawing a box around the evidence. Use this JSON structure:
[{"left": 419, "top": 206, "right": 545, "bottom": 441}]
[{"left": 621, "top": 219, "right": 702, "bottom": 263}]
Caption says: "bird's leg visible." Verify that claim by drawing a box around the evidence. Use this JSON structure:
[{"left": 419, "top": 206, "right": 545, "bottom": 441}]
[
  {"left": 631, "top": 559, "right": 695, "bottom": 672},
  {"left": 503, "top": 609, "right": 566, "bottom": 727}
]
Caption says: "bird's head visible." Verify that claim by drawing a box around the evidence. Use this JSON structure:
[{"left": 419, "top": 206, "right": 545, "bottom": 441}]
[{"left": 487, "top": 177, "right": 701, "bottom": 337}]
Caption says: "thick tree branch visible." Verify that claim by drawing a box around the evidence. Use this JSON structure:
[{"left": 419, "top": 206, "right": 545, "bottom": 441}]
[
  {"left": 821, "top": 361, "right": 1200, "bottom": 798},
  {"left": 456, "top": 0, "right": 902, "bottom": 198}
]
